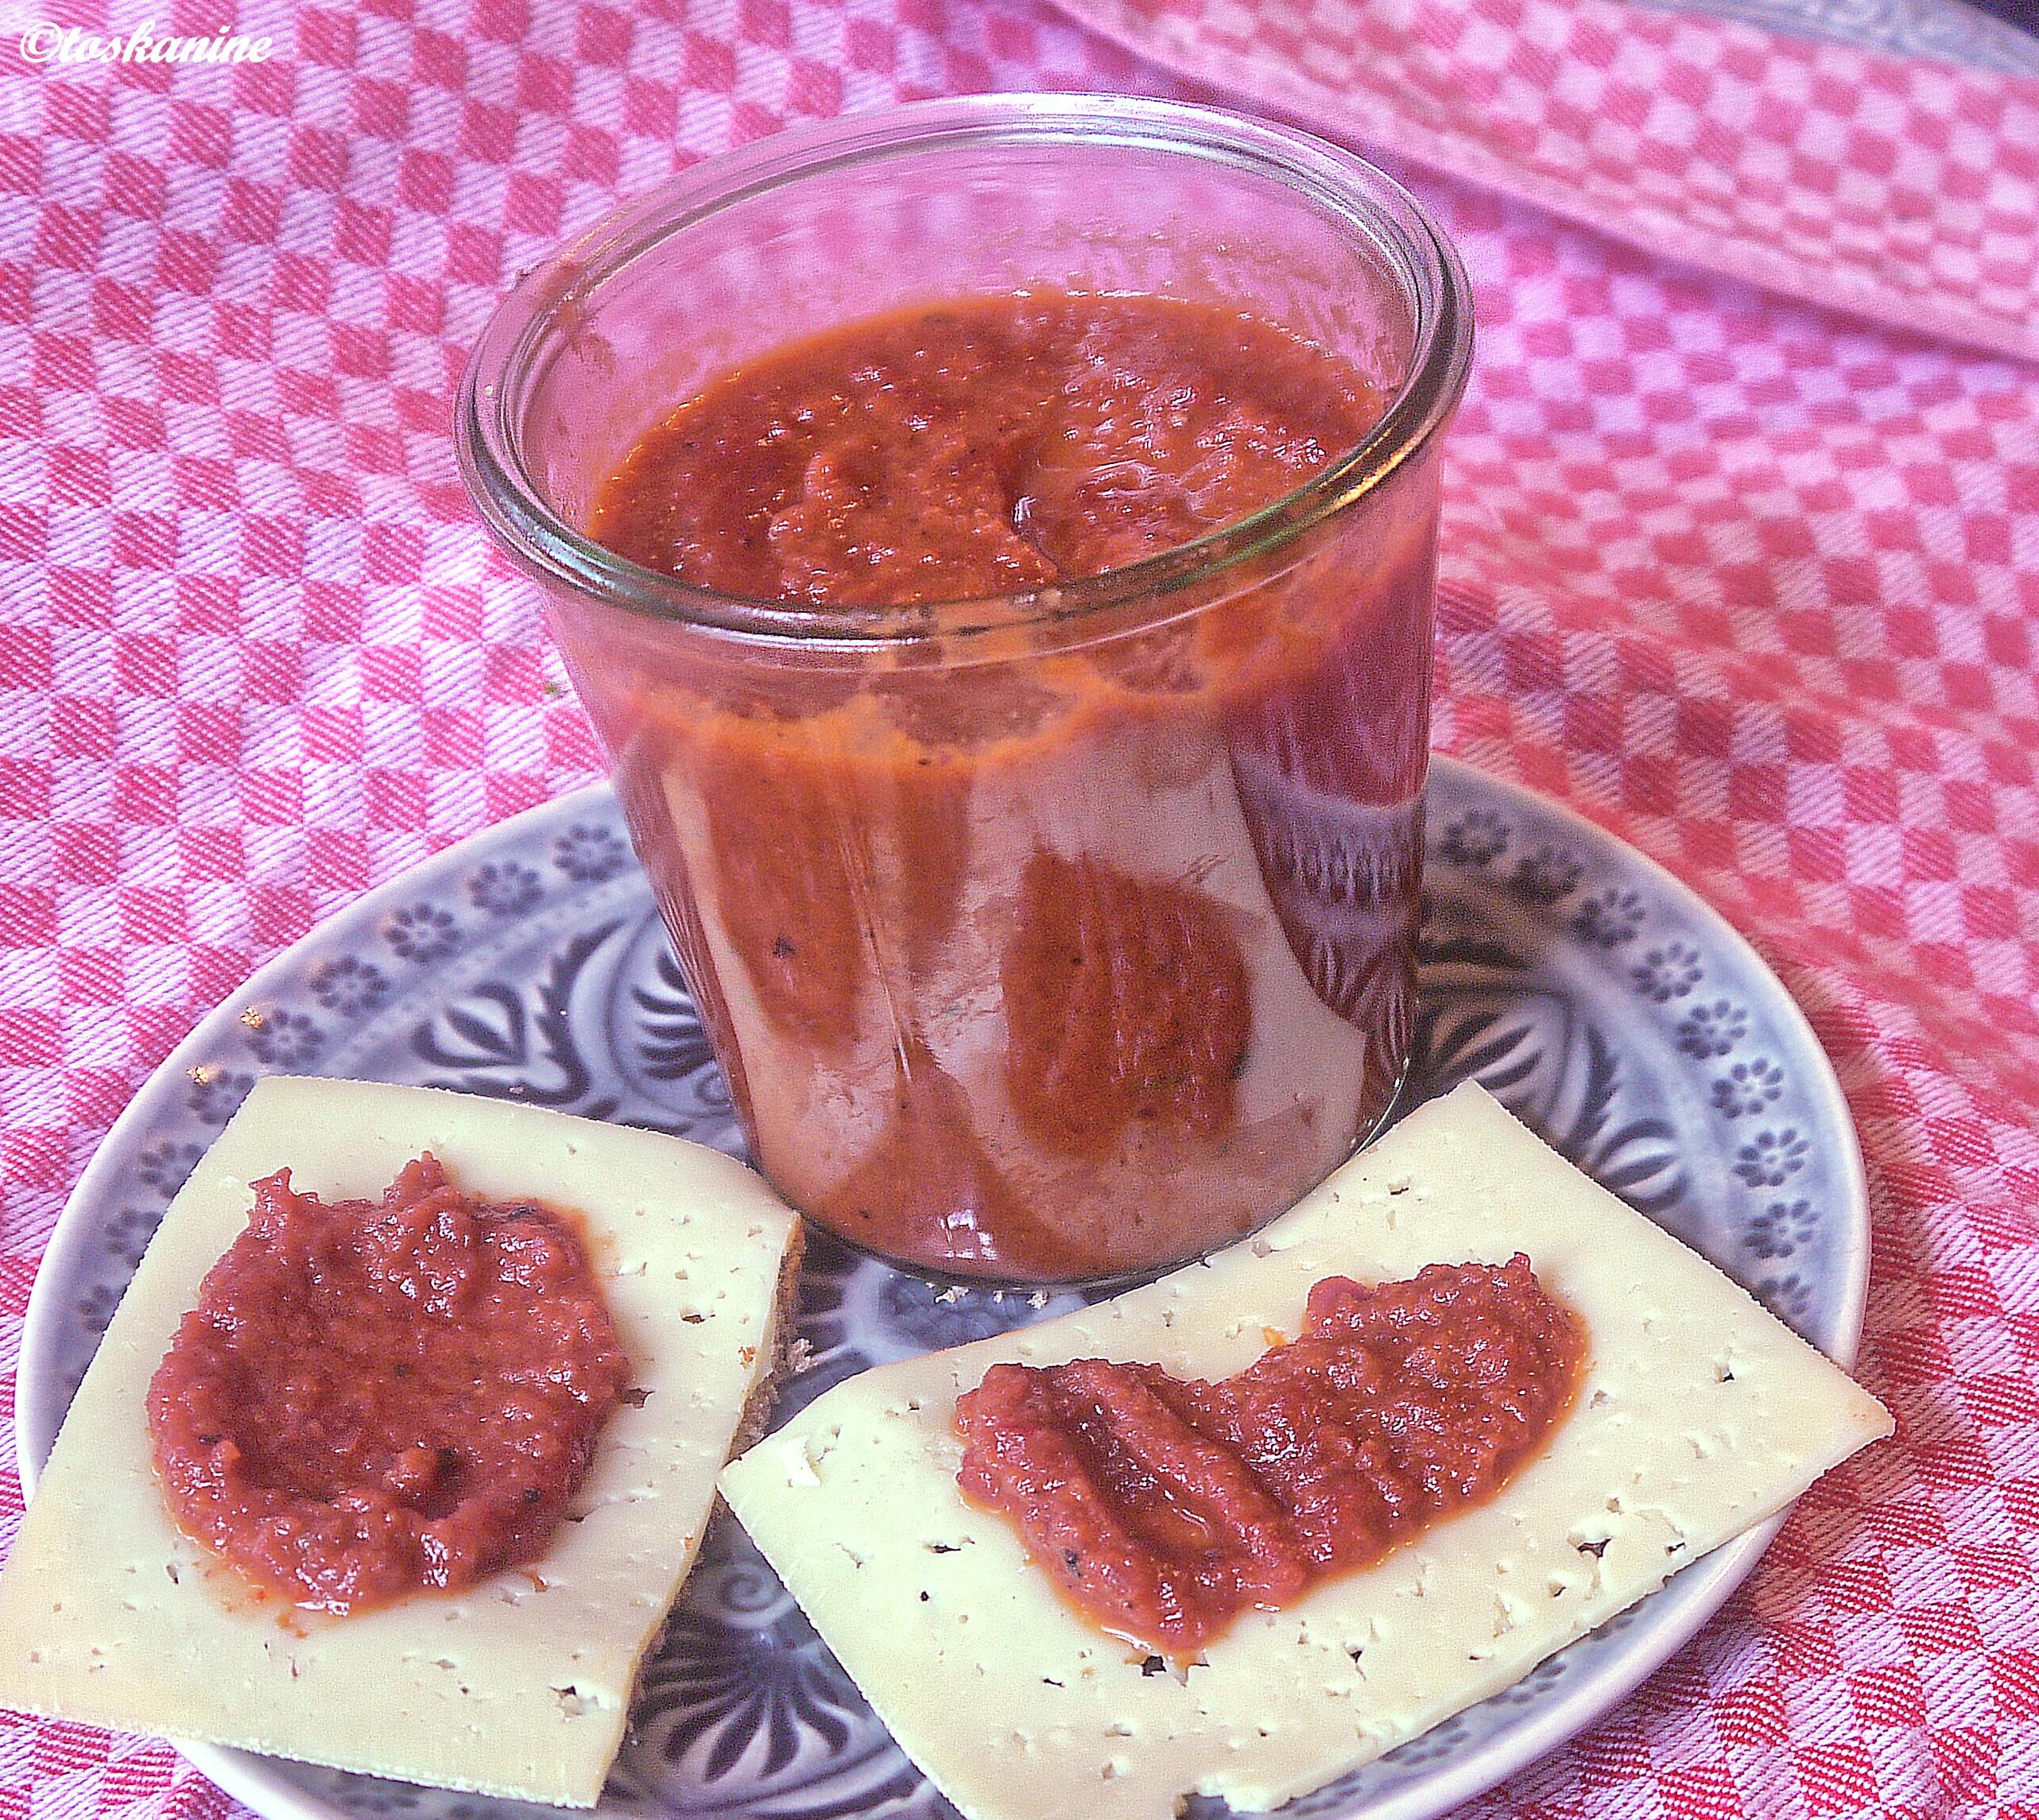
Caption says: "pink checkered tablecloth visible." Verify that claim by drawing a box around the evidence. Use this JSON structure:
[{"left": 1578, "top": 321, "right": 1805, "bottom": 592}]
[{"left": 2, "top": 0, "right": 2036, "bottom": 1814}]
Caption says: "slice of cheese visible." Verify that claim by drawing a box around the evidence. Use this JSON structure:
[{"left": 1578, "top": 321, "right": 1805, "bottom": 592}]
[
  {"left": 719, "top": 1081, "right": 1890, "bottom": 1820},
  {"left": 0, "top": 1075, "right": 802, "bottom": 1807}
]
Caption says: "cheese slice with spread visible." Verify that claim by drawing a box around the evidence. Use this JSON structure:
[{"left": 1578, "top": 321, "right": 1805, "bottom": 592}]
[
  {"left": 0, "top": 1075, "right": 802, "bottom": 1806},
  {"left": 719, "top": 1081, "right": 1890, "bottom": 1820}
]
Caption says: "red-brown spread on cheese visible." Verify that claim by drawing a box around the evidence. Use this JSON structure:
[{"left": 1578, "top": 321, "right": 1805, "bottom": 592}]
[
  {"left": 954, "top": 1257, "right": 1585, "bottom": 1654},
  {"left": 578, "top": 293, "right": 1432, "bottom": 1282},
  {"left": 146, "top": 1157, "right": 631, "bottom": 1613}
]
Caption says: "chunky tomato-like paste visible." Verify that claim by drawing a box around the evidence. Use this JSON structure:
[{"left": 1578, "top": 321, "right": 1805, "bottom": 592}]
[
  {"left": 576, "top": 293, "right": 1436, "bottom": 1281},
  {"left": 592, "top": 294, "right": 1382, "bottom": 606},
  {"left": 955, "top": 1257, "right": 1584, "bottom": 1653},
  {"left": 147, "top": 1158, "right": 632, "bottom": 1613}
]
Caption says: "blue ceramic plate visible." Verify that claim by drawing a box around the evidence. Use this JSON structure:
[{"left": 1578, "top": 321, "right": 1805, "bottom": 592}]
[{"left": 16, "top": 757, "right": 1869, "bottom": 1820}]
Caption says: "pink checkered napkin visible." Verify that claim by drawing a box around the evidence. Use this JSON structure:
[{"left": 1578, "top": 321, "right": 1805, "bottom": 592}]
[{"left": 1047, "top": 0, "right": 2039, "bottom": 360}]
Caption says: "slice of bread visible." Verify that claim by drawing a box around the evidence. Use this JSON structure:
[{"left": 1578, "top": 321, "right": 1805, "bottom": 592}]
[
  {"left": 0, "top": 1075, "right": 804, "bottom": 1807},
  {"left": 720, "top": 1081, "right": 1891, "bottom": 1820}
]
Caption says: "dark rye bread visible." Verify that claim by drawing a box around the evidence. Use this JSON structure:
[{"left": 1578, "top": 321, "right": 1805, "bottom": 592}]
[{"left": 730, "top": 1218, "right": 808, "bottom": 1461}]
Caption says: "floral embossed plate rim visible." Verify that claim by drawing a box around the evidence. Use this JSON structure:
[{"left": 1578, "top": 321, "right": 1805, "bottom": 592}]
[{"left": 14, "top": 756, "right": 1870, "bottom": 1820}]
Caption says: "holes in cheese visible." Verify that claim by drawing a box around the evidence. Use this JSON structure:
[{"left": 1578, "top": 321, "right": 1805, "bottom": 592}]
[
  {"left": 719, "top": 1082, "right": 1890, "bottom": 1820},
  {"left": 0, "top": 1076, "right": 803, "bottom": 1809}
]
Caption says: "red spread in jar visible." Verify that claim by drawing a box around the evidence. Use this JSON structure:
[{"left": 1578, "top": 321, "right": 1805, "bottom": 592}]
[
  {"left": 576, "top": 292, "right": 1434, "bottom": 1282},
  {"left": 954, "top": 1257, "right": 1584, "bottom": 1654},
  {"left": 592, "top": 294, "right": 1382, "bottom": 605},
  {"left": 146, "top": 1158, "right": 632, "bottom": 1613}
]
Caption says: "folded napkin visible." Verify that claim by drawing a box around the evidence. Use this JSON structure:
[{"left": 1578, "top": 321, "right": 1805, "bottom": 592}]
[{"left": 1048, "top": 0, "right": 2039, "bottom": 359}]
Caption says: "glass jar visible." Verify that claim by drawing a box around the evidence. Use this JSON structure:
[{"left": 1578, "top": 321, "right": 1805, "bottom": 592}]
[{"left": 457, "top": 95, "right": 1472, "bottom": 1285}]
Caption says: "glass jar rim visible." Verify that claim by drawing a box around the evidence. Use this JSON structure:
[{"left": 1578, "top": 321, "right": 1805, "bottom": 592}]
[{"left": 455, "top": 94, "right": 1473, "bottom": 650}]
